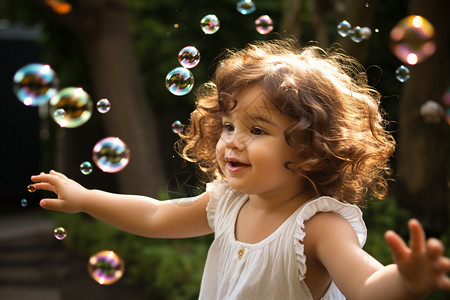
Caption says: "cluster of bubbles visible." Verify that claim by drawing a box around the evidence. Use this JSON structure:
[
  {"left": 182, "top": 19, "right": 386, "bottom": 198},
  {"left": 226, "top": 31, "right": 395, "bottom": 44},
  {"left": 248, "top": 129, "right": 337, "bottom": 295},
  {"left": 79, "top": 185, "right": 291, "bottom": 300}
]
[
  {"left": 13, "top": 63, "right": 112, "bottom": 129},
  {"left": 13, "top": 63, "right": 133, "bottom": 177},
  {"left": 200, "top": 1, "right": 273, "bottom": 36},
  {"left": 337, "top": 20, "right": 372, "bottom": 43},
  {"left": 88, "top": 250, "right": 125, "bottom": 285},
  {"left": 165, "top": 46, "right": 200, "bottom": 96},
  {"left": 390, "top": 15, "right": 435, "bottom": 65}
]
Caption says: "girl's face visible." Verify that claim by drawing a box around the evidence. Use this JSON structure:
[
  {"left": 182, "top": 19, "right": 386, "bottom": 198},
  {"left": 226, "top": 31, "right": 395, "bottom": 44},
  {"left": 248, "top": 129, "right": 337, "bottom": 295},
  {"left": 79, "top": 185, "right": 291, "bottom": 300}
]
[{"left": 216, "top": 84, "right": 303, "bottom": 197}]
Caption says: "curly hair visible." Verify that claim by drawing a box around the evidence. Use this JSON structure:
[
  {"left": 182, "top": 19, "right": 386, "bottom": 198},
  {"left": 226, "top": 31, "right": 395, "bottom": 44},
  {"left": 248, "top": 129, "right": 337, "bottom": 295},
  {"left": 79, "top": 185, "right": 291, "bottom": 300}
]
[{"left": 175, "top": 39, "right": 395, "bottom": 207}]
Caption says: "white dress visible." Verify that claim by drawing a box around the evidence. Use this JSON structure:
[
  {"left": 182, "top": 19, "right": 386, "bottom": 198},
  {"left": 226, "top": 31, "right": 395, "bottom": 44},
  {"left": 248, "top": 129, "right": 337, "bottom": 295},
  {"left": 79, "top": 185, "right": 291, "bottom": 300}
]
[{"left": 198, "top": 180, "right": 367, "bottom": 300}]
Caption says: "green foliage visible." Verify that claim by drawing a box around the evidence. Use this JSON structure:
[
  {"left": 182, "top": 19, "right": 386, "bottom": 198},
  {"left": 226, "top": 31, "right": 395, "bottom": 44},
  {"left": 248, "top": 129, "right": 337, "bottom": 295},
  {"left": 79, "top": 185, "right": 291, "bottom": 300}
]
[{"left": 363, "top": 196, "right": 410, "bottom": 265}]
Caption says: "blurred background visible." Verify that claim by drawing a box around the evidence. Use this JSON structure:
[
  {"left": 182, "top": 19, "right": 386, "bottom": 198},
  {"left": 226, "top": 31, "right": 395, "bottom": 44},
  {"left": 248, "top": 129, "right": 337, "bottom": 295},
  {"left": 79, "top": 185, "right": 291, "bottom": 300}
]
[{"left": 0, "top": 0, "right": 449, "bottom": 299}]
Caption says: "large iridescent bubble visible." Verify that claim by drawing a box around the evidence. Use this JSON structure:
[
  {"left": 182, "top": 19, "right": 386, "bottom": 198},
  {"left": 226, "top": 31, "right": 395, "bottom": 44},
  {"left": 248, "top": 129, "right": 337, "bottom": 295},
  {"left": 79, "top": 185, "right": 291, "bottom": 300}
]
[
  {"left": 178, "top": 46, "right": 200, "bottom": 69},
  {"left": 13, "top": 63, "right": 59, "bottom": 106},
  {"left": 165, "top": 67, "right": 194, "bottom": 96},
  {"left": 200, "top": 14, "right": 220, "bottom": 34},
  {"left": 49, "top": 87, "right": 93, "bottom": 128},
  {"left": 92, "top": 137, "right": 130, "bottom": 173},
  {"left": 88, "top": 250, "right": 125, "bottom": 285},
  {"left": 390, "top": 15, "right": 436, "bottom": 65}
]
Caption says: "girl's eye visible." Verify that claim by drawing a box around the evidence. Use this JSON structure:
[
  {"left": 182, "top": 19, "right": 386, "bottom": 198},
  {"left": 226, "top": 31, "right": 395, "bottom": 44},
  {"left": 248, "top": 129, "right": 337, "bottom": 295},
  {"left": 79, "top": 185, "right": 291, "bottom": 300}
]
[
  {"left": 223, "top": 123, "right": 234, "bottom": 132},
  {"left": 251, "top": 127, "right": 267, "bottom": 136}
]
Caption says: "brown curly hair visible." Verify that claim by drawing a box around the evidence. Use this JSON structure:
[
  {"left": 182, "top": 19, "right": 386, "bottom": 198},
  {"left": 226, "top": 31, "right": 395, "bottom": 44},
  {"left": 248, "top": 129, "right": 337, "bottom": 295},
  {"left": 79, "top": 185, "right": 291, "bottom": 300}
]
[{"left": 175, "top": 39, "right": 395, "bottom": 207}]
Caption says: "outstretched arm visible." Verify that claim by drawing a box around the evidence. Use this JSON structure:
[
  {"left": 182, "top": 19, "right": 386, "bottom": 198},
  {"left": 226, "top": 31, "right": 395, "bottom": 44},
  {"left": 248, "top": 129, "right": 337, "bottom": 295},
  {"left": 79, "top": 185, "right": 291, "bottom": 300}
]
[
  {"left": 305, "top": 213, "right": 450, "bottom": 300},
  {"left": 31, "top": 170, "right": 213, "bottom": 239}
]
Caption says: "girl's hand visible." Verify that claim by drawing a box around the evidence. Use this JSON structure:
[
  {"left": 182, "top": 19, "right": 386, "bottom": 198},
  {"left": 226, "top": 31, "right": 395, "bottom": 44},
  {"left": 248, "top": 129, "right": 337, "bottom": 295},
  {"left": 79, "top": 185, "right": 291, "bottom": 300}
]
[
  {"left": 385, "top": 219, "right": 450, "bottom": 297},
  {"left": 30, "top": 170, "right": 88, "bottom": 213}
]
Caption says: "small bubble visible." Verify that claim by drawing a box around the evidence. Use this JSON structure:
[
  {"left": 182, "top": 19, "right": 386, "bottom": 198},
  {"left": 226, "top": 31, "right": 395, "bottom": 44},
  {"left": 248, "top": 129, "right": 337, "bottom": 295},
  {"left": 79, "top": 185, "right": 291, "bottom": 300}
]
[
  {"left": 53, "top": 227, "right": 67, "bottom": 240},
  {"left": 337, "top": 20, "right": 352, "bottom": 37},
  {"left": 96, "top": 98, "right": 111, "bottom": 113},
  {"left": 365, "top": 2, "right": 369, "bottom": 8},
  {"left": 255, "top": 15, "right": 273, "bottom": 34},
  {"left": 27, "top": 184, "right": 36, "bottom": 193},
  {"left": 442, "top": 87, "right": 450, "bottom": 106},
  {"left": 178, "top": 46, "right": 200, "bottom": 69},
  {"left": 53, "top": 108, "right": 66, "bottom": 127},
  {"left": 49, "top": 87, "right": 93, "bottom": 128},
  {"left": 93, "top": 137, "right": 130, "bottom": 173},
  {"left": 236, "top": 0, "right": 256, "bottom": 15},
  {"left": 80, "top": 161, "right": 93, "bottom": 175},
  {"left": 395, "top": 65, "right": 410, "bottom": 82},
  {"left": 88, "top": 250, "right": 125, "bottom": 285},
  {"left": 350, "top": 26, "right": 364, "bottom": 43},
  {"left": 200, "top": 14, "right": 220, "bottom": 34},
  {"left": 165, "top": 67, "right": 194, "bottom": 96},
  {"left": 390, "top": 15, "right": 436, "bottom": 65},
  {"left": 13, "top": 63, "right": 59, "bottom": 106},
  {"left": 21, "top": 199, "right": 28, "bottom": 207},
  {"left": 171, "top": 120, "right": 182, "bottom": 134},
  {"left": 360, "top": 27, "right": 372, "bottom": 39}
]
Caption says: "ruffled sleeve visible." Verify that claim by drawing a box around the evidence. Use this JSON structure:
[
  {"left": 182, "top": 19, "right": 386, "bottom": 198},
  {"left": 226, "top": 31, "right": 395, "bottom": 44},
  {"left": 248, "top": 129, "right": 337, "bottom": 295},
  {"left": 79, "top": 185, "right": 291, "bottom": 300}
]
[
  {"left": 205, "top": 180, "right": 229, "bottom": 231},
  {"left": 294, "top": 196, "right": 367, "bottom": 280}
]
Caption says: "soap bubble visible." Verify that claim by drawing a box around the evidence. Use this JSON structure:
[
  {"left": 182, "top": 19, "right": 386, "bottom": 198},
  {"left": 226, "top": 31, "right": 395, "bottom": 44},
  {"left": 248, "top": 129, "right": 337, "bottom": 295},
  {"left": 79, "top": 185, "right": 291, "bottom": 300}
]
[
  {"left": 171, "top": 120, "right": 182, "bottom": 134},
  {"left": 53, "top": 227, "right": 67, "bottom": 240},
  {"left": 350, "top": 26, "right": 364, "bottom": 43},
  {"left": 236, "top": 0, "right": 256, "bottom": 15},
  {"left": 178, "top": 46, "right": 200, "bottom": 69},
  {"left": 360, "top": 27, "right": 372, "bottom": 39},
  {"left": 53, "top": 108, "right": 66, "bottom": 127},
  {"left": 200, "top": 14, "right": 220, "bottom": 34},
  {"left": 96, "top": 98, "right": 111, "bottom": 113},
  {"left": 27, "top": 184, "right": 36, "bottom": 193},
  {"left": 80, "top": 161, "right": 93, "bottom": 175},
  {"left": 49, "top": 87, "right": 93, "bottom": 128},
  {"left": 395, "top": 65, "right": 410, "bottom": 82},
  {"left": 13, "top": 63, "right": 59, "bottom": 106},
  {"left": 443, "top": 88, "right": 450, "bottom": 106},
  {"left": 165, "top": 67, "right": 194, "bottom": 96},
  {"left": 88, "top": 250, "right": 125, "bottom": 285},
  {"left": 390, "top": 15, "right": 436, "bottom": 65},
  {"left": 337, "top": 20, "right": 352, "bottom": 37},
  {"left": 93, "top": 137, "right": 130, "bottom": 173},
  {"left": 255, "top": 15, "right": 273, "bottom": 34},
  {"left": 21, "top": 199, "right": 28, "bottom": 207}
]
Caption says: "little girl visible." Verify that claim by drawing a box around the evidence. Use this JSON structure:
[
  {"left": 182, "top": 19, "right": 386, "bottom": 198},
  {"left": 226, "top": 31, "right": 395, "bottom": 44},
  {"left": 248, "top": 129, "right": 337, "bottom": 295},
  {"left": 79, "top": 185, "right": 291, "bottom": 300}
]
[{"left": 31, "top": 39, "right": 449, "bottom": 299}]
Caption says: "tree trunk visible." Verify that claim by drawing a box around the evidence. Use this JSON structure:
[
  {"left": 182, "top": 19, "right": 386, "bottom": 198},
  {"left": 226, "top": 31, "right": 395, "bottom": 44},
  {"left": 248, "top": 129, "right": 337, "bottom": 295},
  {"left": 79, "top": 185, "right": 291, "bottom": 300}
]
[
  {"left": 44, "top": 0, "right": 167, "bottom": 196},
  {"left": 280, "top": 0, "right": 302, "bottom": 40},
  {"left": 396, "top": 0, "right": 450, "bottom": 236}
]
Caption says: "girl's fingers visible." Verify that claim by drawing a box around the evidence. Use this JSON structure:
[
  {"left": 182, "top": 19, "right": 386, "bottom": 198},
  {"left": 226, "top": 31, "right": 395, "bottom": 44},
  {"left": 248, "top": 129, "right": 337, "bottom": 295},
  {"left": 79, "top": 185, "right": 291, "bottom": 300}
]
[
  {"left": 408, "top": 219, "right": 426, "bottom": 253},
  {"left": 385, "top": 230, "right": 409, "bottom": 261},
  {"left": 40, "top": 199, "right": 64, "bottom": 211},
  {"left": 31, "top": 182, "right": 55, "bottom": 193},
  {"left": 50, "top": 170, "right": 67, "bottom": 179},
  {"left": 31, "top": 173, "right": 61, "bottom": 186},
  {"left": 426, "top": 238, "right": 444, "bottom": 261}
]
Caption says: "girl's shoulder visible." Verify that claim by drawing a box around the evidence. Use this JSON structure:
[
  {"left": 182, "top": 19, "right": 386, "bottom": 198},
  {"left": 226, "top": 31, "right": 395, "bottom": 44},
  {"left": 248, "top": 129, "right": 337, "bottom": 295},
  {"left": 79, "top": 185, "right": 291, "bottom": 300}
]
[{"left": 297, "top": 196, "right": 367, "bottom": 247}]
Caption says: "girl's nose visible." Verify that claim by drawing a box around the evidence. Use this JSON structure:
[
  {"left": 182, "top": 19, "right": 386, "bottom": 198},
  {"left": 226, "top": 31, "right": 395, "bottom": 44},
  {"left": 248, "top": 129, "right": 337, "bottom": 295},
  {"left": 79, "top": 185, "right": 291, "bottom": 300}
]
[{"left": 225, "top": 131, "right": 246, "bottom": 151}]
